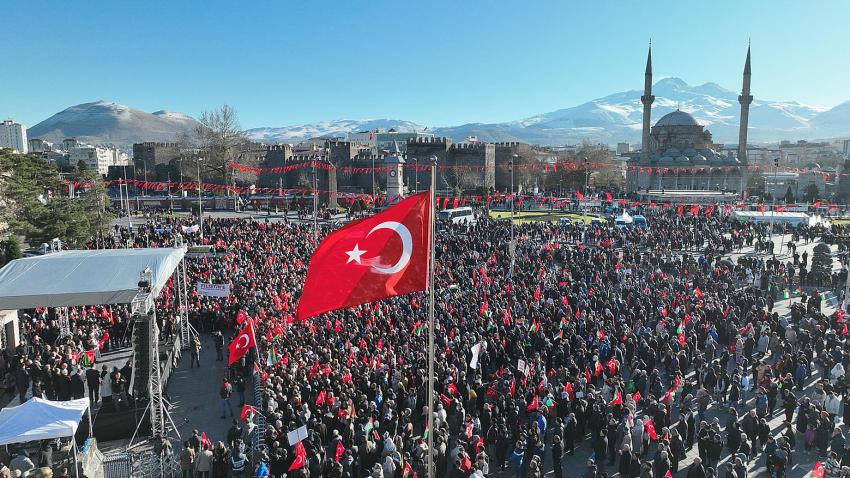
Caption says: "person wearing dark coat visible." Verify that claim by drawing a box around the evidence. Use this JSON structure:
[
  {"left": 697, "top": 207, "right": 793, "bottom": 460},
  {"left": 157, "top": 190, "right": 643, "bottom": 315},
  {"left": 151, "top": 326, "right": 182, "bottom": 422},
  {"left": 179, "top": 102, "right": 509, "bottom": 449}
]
[
  {"left": 652, "top": 451, "right": 671, "bottom": 478},
  {"left": 16, "top": 365, "right": 30, "bottom": 403},
  {"left": 551, "top": 435, "right": 563, "bottom": 478},
  {"left": 85, "top": 365, "right": 101, "bottom": 403},
  {"left": 618, "top": 445, "right": 638, "bottom": 478},
  {"left": 686, "top": 457, "right": 707, "bottom": 478},
  {"left": 564, "top": 414, "right": 577, "bottom": 455},
  {"left": 593, "top": 430, "right": 608, "bottom": 470},
  {"left": 70, "top": 370, "right": 85, "bottom": 400}
]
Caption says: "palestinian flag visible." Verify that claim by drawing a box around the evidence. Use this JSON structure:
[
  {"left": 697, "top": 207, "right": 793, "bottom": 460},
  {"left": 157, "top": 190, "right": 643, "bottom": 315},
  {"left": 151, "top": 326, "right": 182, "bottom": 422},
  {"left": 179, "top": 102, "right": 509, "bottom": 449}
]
[
  {"left": 609, "top": 390, "right": 622, "bottom": 406},
  {"left": 267, "top": 348, "right": 279, "bottom": 367},
  {"left": 411, "top": 321, "right": 425, "bottom": 336},
  {"left": 693, "top": 287, "right": 704, "bottom": 299},
  {"left": 81, "top": 349, "right": 96, "bottom": 367}
]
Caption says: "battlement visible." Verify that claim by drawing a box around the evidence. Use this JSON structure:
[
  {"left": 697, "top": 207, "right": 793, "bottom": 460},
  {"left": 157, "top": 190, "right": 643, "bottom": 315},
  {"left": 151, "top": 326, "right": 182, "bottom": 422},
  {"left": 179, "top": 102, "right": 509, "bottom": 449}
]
[
  {"left": 134, "top": 142, "right": 179, "bottom": 147},
  {"left": 493, "top": 142, "right": 526, "bottom": 148},
  {"left": 326, "top": 139, "right": 353, "bottom": 147},
  {"left": 408, "top": 137, "right": 450, "bottom": 144},
  {"left": 450, "top": 142, "right": 489, "bottom": 151},
  {"left": 266, "top": 144, "right": 292, "bottom": 151}
]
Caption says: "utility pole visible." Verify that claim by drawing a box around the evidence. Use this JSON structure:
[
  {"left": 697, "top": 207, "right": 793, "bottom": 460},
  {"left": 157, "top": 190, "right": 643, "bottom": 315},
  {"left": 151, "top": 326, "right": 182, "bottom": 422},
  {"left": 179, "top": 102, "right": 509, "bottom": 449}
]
[
  {"left": 582, "top": 157, "right": 589, "bottom": 244},
  {"left": 313, "top": 155, "right": 319, "bottom": 245},
  {"left": 168, "top": 172, "right": 173, "bottom": 215},
  {"left": 122, "top": 165, "right": 132, "bottom": 236},
  {"left": 509, "top": 155, "right": 516, "bottom": 279},
  {"left": 770, "top": 157, "right": 778, "bottom": 254},
  {"left": 197, "top": 157, "right": 204, "bottom": 240}
]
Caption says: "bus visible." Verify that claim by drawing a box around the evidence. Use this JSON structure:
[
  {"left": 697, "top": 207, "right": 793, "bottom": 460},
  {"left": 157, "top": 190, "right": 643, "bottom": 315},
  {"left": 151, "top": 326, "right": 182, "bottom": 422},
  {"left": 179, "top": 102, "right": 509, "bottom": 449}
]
[{"left": 438, "top": 207, "right": 476, "bottom": 225}]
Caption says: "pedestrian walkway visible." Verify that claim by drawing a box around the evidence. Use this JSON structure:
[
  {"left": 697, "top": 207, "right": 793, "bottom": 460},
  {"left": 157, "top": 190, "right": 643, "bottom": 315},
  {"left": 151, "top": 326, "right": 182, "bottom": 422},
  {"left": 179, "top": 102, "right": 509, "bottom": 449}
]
[{"left": 165, "top": 333, "right": 234, "bottom": 446}]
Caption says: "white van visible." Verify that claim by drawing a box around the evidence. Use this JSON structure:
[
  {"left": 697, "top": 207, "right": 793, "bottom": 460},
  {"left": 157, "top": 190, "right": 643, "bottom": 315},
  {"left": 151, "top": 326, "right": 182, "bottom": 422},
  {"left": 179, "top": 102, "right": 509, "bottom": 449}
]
[{"left": 438, "top": 207, "right": 476, "bottom": 225}]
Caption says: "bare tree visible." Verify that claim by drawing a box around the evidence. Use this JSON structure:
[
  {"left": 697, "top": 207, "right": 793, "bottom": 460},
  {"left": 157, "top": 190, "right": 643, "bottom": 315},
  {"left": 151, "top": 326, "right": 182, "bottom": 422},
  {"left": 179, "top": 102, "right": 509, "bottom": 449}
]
[
  {"left": 592, "top": 167, "right": 625, "bottom": 192},
  {"left": 194, "top": 105, "right": 248, "bottom": 184}
]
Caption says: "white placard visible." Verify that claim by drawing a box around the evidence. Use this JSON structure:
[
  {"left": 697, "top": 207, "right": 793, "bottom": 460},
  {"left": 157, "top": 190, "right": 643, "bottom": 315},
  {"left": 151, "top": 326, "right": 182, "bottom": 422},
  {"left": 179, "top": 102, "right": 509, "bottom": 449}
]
[
  {"left": 287, "top": 425, "right": 308, "bottom": 445},
  {"left": 470, "top": 343, "right": 482, "bottom": 370},
  {"left": 196, "top": 282, "right": 231, "bottom": 298},
  {"left": 182, "top": 224, "right": 200, "bottom": 234},
  {"left": 517, "top": 359, "right": 527, "bottom": 376}
]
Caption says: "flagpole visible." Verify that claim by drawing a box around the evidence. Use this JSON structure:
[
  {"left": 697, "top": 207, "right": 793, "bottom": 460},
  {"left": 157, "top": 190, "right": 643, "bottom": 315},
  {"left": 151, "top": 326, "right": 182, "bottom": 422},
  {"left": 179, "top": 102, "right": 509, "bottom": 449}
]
[
  {"left": 426, "top": 155, "right": 437, "bottom": 478},
  {"left": 247, "top": 318, "right": 266, "bottom": 459}
]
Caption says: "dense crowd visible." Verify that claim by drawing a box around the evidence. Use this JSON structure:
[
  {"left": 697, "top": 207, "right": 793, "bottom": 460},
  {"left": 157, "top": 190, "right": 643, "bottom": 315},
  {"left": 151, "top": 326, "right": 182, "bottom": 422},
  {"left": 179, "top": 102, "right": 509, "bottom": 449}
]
[{"left": 3, "top": 205, "right": 850, "bottom": 478}]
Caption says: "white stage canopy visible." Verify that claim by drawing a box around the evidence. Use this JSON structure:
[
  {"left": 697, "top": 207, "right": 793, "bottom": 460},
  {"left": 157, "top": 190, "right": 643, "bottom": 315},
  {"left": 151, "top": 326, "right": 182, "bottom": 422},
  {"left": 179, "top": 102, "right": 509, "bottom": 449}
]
[
  {"left": 0, "top": 398, "right": 89, "bottom": 445},
  {"left": 0, "top": 248, "right": 185, "bottom": 309}
]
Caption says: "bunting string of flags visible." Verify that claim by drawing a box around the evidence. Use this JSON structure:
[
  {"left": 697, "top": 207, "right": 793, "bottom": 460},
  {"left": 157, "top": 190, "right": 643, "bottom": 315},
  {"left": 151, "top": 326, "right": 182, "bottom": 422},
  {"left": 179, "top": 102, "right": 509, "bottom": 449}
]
[{"left": 59, "top": 177, "right": 849, "bottom": 213}]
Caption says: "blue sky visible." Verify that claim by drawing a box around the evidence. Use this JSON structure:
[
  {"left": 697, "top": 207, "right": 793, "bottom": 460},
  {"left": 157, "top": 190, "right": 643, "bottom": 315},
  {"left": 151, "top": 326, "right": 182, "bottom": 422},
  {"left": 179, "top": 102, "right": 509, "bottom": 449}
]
[{"left": 3, "top": 0, "right": 848, "bottom": 129}]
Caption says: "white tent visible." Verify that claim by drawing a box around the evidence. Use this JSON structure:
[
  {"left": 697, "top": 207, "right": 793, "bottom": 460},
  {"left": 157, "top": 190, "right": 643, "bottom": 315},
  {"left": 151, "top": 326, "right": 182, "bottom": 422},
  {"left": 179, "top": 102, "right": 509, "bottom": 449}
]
[
  {"left": 0, "top": 248, "right": 185, "bottom": 309},
  {"left": 0, "top": 397, "right": 90, "bottom": 445}
]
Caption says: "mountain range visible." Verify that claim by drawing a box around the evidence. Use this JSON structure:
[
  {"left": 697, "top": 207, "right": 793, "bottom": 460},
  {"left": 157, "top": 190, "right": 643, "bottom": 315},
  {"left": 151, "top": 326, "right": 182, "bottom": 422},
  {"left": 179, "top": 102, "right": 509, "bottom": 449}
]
[{"left": 24, "top": 79, "right": 850, "bottom": 150}]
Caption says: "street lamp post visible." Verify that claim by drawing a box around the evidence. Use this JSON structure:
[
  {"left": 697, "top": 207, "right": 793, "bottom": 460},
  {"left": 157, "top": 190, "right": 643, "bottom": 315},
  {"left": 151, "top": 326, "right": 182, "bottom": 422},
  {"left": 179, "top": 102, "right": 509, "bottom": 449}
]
[
  {"left": 582, "top": 157, "right": 590, "bottom": 244},
  {"left": 414, "top": 157, "right": 419, "bottom": 194},
  {"left": 313, "top": 155, "right": 319, "bottom": 245},
  {"left": 509, "top": 155, "right": 517, "bottom": 279},
  {"left": 197, "top": 157, "right": 204, "bottom": 240},
  {"left": 770, "top": 157, "right": 778, "bottom": 254},
  {"left": 122, "top": 165, "right": 132, "bottom": 236}
]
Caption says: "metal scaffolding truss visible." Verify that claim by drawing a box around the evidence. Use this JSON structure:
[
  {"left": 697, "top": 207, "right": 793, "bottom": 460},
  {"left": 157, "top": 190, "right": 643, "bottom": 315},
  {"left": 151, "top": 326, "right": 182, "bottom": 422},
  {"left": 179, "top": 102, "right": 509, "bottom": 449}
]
[{"left": 173, "top": 236, "right": 194, "bottom": 350}]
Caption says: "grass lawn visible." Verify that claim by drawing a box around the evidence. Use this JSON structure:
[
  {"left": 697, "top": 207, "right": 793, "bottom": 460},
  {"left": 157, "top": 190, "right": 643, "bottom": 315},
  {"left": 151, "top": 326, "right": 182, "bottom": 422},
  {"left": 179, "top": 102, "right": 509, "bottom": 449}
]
[
  {"left": 488, "top": 210, "right": 605, "bottom": 224},
  {"left": 832, "top": 218, "right": 850, "bottom": 225}
]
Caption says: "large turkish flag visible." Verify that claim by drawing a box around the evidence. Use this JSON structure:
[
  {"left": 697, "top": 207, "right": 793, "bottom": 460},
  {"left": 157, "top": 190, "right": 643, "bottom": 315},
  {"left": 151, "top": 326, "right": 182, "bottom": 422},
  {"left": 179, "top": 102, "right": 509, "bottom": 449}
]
[{"left": 296, "top": 192, "right": 432, "bottom": 321}]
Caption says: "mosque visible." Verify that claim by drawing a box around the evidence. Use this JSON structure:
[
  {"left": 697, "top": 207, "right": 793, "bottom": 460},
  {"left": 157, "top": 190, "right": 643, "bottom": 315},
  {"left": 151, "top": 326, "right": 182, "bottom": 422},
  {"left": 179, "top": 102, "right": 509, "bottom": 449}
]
[{"left": 625, "top": 45, "right": 752, "bottom": 196}]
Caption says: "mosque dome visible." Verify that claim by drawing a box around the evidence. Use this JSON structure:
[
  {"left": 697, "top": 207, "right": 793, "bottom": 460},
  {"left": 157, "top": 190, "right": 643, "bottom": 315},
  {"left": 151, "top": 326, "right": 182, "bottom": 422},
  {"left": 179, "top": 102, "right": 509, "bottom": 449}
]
[{"left": 655, "top": 110, "right": 699, "bottom": 127}]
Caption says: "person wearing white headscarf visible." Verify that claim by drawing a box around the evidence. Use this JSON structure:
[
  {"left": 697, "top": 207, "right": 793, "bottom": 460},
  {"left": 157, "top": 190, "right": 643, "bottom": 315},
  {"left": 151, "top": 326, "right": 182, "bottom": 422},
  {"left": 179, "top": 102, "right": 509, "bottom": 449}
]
[{"left": 831, "top": 362, "right": 845, "bottom": 385}]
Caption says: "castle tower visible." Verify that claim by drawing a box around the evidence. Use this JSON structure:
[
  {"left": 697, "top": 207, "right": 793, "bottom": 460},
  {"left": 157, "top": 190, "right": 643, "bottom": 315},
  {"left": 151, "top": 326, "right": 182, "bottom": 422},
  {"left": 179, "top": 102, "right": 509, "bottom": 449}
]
[
  {"left": 737, "top": 44, "right": 753, "bottom": 195},
  {"left": 640, "top": 43, "right": 655, "bottom": 161}
]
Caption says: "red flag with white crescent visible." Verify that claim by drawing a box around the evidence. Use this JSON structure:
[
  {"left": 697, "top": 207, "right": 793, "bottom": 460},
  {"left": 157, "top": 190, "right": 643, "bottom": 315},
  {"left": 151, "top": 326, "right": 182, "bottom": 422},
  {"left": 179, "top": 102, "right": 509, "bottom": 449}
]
[
  {"left": 296, "top": 192, "right": 431, "bottom": 320},
  {"left": 289, "top": 442, "right": 307, "bottom": 471},
  {"left": 228, "top": 320, "right": 256, "bottom": 365}
]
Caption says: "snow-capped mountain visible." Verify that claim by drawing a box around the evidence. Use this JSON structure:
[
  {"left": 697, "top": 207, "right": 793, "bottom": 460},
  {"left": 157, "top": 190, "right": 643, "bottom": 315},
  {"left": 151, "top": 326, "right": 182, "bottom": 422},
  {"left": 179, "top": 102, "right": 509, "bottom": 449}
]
[
  {"left": 434, "top": 78, "right": 835, "bottom": 145},
  {"left": 245, "top": 119, "right": 426, "bottom": 144},
  {"left": 27, "top": 101, "right": 198, "bottom": 149},
  {"left": 244, "top": 78, "right": 846, "bottom": 145}
]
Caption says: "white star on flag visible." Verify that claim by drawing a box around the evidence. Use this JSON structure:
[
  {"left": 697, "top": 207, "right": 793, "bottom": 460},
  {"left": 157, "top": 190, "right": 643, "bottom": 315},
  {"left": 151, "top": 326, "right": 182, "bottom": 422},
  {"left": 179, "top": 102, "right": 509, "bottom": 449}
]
[{"left": 345, "top": 244, "right": 367, "bottom": 264}]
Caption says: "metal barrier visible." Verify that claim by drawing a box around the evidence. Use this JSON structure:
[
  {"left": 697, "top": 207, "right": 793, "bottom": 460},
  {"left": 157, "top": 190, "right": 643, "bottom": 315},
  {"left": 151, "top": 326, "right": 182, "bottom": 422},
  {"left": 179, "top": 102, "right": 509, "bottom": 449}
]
[{"left": 102, "top": 453, "right": 132, "bottom": 478}]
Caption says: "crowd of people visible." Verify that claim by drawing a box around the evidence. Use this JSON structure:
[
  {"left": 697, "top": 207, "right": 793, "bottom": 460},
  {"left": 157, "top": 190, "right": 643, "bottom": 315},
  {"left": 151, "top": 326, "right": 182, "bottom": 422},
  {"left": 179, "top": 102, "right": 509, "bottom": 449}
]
[{"left": 3, "top": 204, "right": 850, "bottom": 478}]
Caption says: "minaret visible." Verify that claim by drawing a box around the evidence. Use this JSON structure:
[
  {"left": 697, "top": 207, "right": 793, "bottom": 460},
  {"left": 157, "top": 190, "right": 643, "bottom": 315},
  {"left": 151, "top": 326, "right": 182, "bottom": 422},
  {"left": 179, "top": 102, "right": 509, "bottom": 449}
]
[
  {"left": 737, "top": 43, "right": 753, "bottom": 195},
  {"left": 640, "top": 43, "right": 655, "bottom": 161}
]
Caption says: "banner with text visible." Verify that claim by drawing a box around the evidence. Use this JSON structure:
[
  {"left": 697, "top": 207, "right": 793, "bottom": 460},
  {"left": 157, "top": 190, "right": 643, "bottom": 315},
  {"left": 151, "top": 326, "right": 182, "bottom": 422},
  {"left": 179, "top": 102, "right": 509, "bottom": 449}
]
[{"left": 196, "top": 282, "right": 231, "bottom": 298}]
